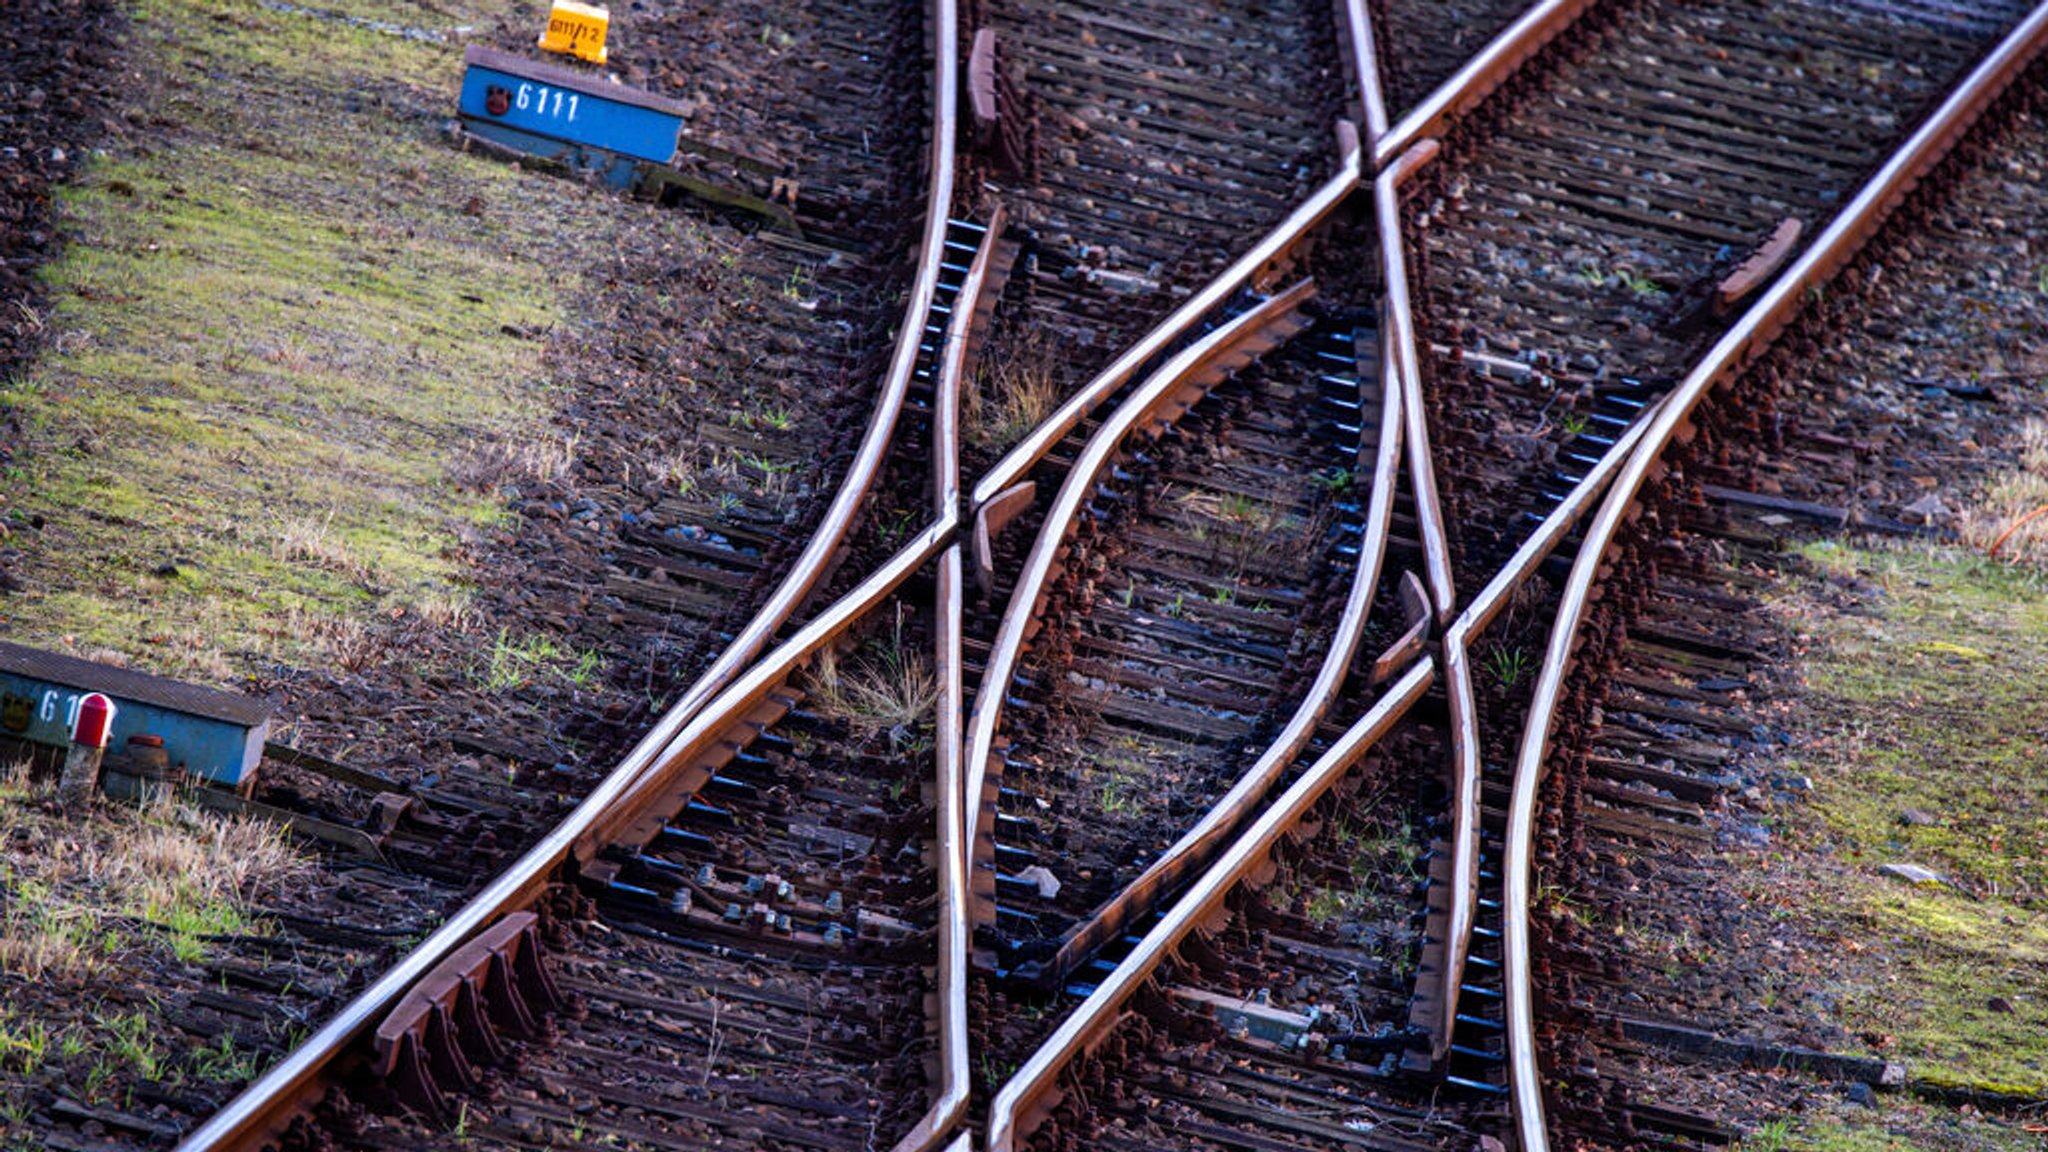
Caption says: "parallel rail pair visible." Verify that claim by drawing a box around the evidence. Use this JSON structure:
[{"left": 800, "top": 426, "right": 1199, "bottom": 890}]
[{"left": 178, "top": 1, "right": 2048, "bottom": 1150}]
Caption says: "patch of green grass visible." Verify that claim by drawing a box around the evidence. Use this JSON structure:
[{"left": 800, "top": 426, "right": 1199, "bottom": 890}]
[
  {"left": 92, "top": 1009, "right": 162, "bottom": 1082},
  {"left": 2, "top": 0, "right": 593, "bottom": 678},
  {"left": 187, "top": 1034, "right": 261, "bottom": 1084},
  {"left": 1755, "top": 1105, "right": 2045, "bottom": 1151},
  {"left": 480, "top": 630, "right": 605, "bottom": 692},
  {"left": 1781, "top": 539, "right": 2048, "bottom": 1095}
]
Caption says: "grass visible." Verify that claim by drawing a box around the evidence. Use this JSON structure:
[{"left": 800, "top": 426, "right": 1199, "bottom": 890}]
[
  {"left": 0, "top": 0, "right": 591, "bottom": 679},
  {"left": 1956, "top": 419, "right": 2048, "bottom": 568},
  {"left": 0, "top": 766, "right": 311, "bottom": 978},
  {"left": 964, "top": 327, "right": 1064, "bottom": 453},
  {"left": 479, "top": 629, "right": 606, "bottom": 692},
  {"left": 1742, "top": 1108, "right": 2045, "bottom": 1151},
  {"left": 1484, "top": 644, "right": 1534, "bottom": 689},
  {"left": 809, "top": 612, "right": 937, "bottom": 749},
  {"left": 1773, "top": 538, "right": 2048, "bottom": 1095},
  {"left": 1090, "top": 735, "right": 1159, "bottom": 819}
]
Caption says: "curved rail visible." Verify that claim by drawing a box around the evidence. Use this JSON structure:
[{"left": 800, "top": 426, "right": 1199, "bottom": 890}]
[
  {"left": 958, "top": 279, "right": 1318, "bottom": 860},
  {"left": 969, "top": 146, "right": 1360, "bottom": 509},
  {"left": 888, "top": 204, "right": 1004, "bottom": 1152},
  {"left": 1372, "top": 0, "right": 1602, "bottom": 171},
  {"left": 640, "top": 0, "right": 961, "bottom": 730},
  {"left": 1502, "top": 7, "right": 2048, "bottom": 1148},
  {"left": 984, "top": 659, "right": 1437, "bottom": 1152},
  {"left": 1042, "top": 1, "right": 1408, "bottom": 976},
  {"left": 1045, "top": 299, "right": 1405, "bottom": 982},
  {"left": 177, "top": 3, "right": 963, "bottom": 1145}
]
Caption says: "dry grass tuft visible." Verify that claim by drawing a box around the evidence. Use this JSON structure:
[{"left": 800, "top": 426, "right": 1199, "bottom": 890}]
[
  {"left": 1959, "top": 419, "right": 2048, "bottom": 568},
  {"left": 964, "top": 328, "right": 1064, "bottom": 453},
  {"left": 809, "top": 616, "right": 937, "bottom": 745},
  {"left": 0, "top": 781, "right": 311, "bottom": 979}
]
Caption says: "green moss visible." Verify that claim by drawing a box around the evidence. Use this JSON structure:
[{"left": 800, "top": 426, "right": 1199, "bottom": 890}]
[
  {"left": 1, "top": 0, "right": 599, "bottom": 675},
  {"left": 1783, "top": 539, "right": 2048, "bottom": 1096},
  {"left": 1758, "top": 1104, "right": 2046, "bottom": 1151}
]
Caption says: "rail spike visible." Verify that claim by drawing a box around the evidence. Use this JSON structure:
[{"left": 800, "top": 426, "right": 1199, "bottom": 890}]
[{"left": 369, "top": 911, "right": 569, "bottom": 1126}]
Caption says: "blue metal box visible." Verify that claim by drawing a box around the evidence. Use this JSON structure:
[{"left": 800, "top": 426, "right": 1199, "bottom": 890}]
[
  {"left": 458, "top": 46, "right": 684, "bottom": 167},
  {"left": 0, "top": 642, "right": 271, "bottom": 790}
]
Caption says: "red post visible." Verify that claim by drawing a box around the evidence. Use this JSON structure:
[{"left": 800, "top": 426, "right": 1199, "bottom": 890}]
[{"left": 58, "top": 692, "right": 116, "bottom": 811}]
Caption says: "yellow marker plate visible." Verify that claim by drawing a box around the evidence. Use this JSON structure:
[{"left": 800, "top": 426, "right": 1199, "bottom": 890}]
[{"left": 539, "top": 0, "right": 609, "bottom": 64}]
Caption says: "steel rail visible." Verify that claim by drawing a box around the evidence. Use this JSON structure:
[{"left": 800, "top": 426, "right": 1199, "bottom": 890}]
[
  {"left": 176, "top": 3, "right": 963, "bottom": 1144},
  {"left": 1500, "top": 8, "right": 2048, "bottom": 1149},
  {"left": 984, "top": 659, "right": 1437, "bottom": 1152},
  {"left": 1376, "top": 144, "right": 1452, "bottom": 623},
  {"left": 1043, "top": 299, "right": 1404, "bottom": 984},
  {"left": 1338, "top": 0, "right": 1390, "bottom": 145},
  {"left": 968, "top": 148, "right": 1360, "bottom": 510},
  {"left": 637, "top": 0, "right": 961, "bottom": 730},
  {"left": 1370, "top": 133, "right": 1494, "bottom": 1065},
  {"left": 958, "top": 279, "right": 1318, "bottom": 861},
  {"left": 889, "top": 180, "right": 999, "bottom": 1152},
  {"left": 1372, "top": 0, "right": 1602, "bottom": 172},
  {"left": 1037, "top": 0, "right": 1406, "bottom": 974}
]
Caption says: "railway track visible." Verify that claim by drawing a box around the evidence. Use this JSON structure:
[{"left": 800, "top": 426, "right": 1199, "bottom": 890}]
[{"left": 157, "top": 1, "right": 2048, "bottom": 1150}]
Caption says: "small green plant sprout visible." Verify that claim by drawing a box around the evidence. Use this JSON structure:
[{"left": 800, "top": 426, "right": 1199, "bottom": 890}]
[
  {"left": 1161, "top": 593, "right": 1186, "bottom": 619},
  {"left": 480, "top": 630, "right": 603, "bottom": 692},
  {"left": 1485, "top": 645, "right": 1534, "bottom": 689},
  {"left": 1311, "top": 467, "right": 1352, "bottom": 493},
  {"left": 1559, "top": 411, "right": 1589, "bottom": 437},
  {"left": 1578, "top": 263, "right": 1609, "bottom": 288},
  {"left": 1735, "top": 1119, "right": 1790, "bottom": 1152},
  {"left": 1618, "top": 270, "right": 1664, "bottom": 298},
  {"left": 1097, "top": 769, "right": 1143, "bottom": 816},
  {"left": 0, "top": 1012, "right": 49, "bottom": 1074},
  {"left": 715, "top": 490, "right": 745, "bottom": 518},
  {"left": 1210, "top": 583, "right": 1236, "bottom": 606},
  {"left": 190, "top": 1034, "right": 260, "bottom": 1083},
  {"left": 782, "top": 266, "right": 815, "bottom": 307}
]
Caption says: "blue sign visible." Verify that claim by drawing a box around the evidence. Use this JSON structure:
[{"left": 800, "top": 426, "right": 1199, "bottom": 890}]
[
  {"left": 0, "top": 643, "right": 270, "bottom": 789},
  {"left": 458, "top": 47, "right": 684, "bottom": 165}
]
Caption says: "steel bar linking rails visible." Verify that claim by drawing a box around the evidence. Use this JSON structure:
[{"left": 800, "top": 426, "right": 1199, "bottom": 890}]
[
  {"left": 970, "top": 145, "right": 1360, "bottom": 509},
  {"left": 174, "top": 4, "right": 963, "bottom": 1144},
  {"left": 1502, "top": 7, "right": 2048, "bottom": 1149},
  {"left": 985, "top": 660, "right": 1438, "bottom": 1152},
  {"left": 960, "top": 280, "right": 1317, "bottom": 861},
  {"left": 1372, "top": 0, "right": 1601, "bottom": 171}
]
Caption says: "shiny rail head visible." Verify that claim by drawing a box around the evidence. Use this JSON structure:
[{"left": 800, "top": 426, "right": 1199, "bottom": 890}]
[{"left": 1497, "top": 8, "right": 2048, "bottom": 1151}]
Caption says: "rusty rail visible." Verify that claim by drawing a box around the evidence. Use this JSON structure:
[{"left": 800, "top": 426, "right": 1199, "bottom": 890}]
[
  {"left": 1372, "top": 0, "right": 1602, "bottom": 171},
  {"left": 1036, "top": 7, "right": 1406, "bottom": 981},
  {"left": 176, "top": 3, "right": 966, "bottom": 1145},
  {"left": 631, "top": 0, "right": 962, "bottom": 732},
  {"left": 984, "top": 659, "right": 1437, "bottom": 1152},
  {"left": 1040, "top": 299, "right": 1404, "bottom": 987},
  {"left": 888, "top": 200, "right": 1001, "bottom": 1152},
  {"left": 968, "top": 143, "right": 1360, "bottom": 510},
  {"left": 1501, "top": 7, "right": 2048, "bottom": 1148},
  {"left": 959, "top": 280, "right": 1319, "bottom": 859}
]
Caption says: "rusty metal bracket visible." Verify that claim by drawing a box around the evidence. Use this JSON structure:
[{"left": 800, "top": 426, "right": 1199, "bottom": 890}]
[{"left": 372, "top": 911, "right": 566, "bottom": 1126}]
